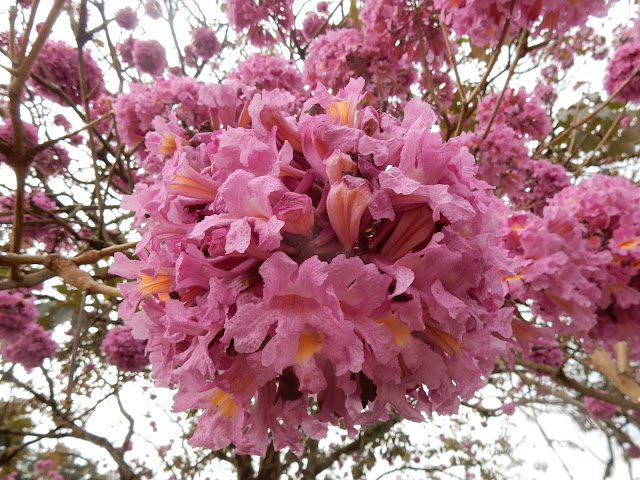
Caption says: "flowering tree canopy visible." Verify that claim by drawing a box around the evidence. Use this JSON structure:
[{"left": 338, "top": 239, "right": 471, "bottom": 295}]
[{"left": 1, "top": 0, "right": 640, "bottom": 479}]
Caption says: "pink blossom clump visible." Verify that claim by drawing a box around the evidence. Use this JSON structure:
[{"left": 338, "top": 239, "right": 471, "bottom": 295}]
[
  {"left": 435, "top": 0, "right": 609, "bottom": 47},
  {"left": 118, "top": 37, "right": 137, "bottom": 65},
  {"left": 144, "top": 0, "right": 163, "bottom": 19},
  {"left": 501, "top": 402, "right": 516, "bottom": 415},
  {"left": 226, "top": 0, "right": 293, "bottom": 46},
  {"left": 475, "top": 88, "right": 552, "bottom": 141},
  {"left": 34, "top": 459, "right": 54, "bottom": 470},
  {"left": 604, "top": 41, "right": 640, "bottom": 102},
  {"left": 360, "top": 0, "right": 447, "bottom": 64},
  {"left": 227, "top": 53, "right": 306, "bottom": 103},
  {"left": 113, "top": 75, "right": 209, "bottom": 175},
  {"left": 466, "top": 124, "right": 530, "bottom": 201},
  {"left": 191, "top": 27, "right": 220, "bottom": 60},
  {"left": 304, "top": 29, "right": 416, "bottom": 111},
  {"left": 0, "top": 290, "right": 39, "bottom": 342},
  {"left": 33, "top": 460, "right": 63, "bottom": 480},
  {"left": 111, "top": 77, "right": 512, "bottom": 455},
  {"left": 115, "top": 7, "right": 138, "bottom": 30},
  {"left": 510, "top": 159, "right": 570, "bottom": 214},
  {"left": 29, "top": 39, "right": 104, "bottom": 105},
  {"left": 2, "top": 323, "right": 57, "bottom": 371},
  {"left": 584, "top": 395, "right": 618, "bottom": 419},
  {"left": 500, "top": 174, "right": 640, "bottom": 359},
  {"left": 0, "top": 118, "right": 69, "bottom": 176},
  {"left": 526, "top": 336, "right": 564, "bottom": 367},
  {"left": 468, "top": 88, "right": 565, "bottom": 212},
  {"left": 300, "top": 13, "right": 326, "bottom": 42},
  {"left": 133, "top": 39, "right": 167, "bottom": 76},
  {"left": 101, "top": 325, "right": 149, "bottom": 372}
]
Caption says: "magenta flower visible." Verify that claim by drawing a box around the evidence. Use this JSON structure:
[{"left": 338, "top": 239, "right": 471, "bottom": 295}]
[
  {"left": 0, "top": 290, "right": 39, "bottom": 341},
  {"left": 227, "top": 53, "right": 306, "bottom": 104},
  {"left": 112, "top": 79, "right": 511, "bottom": 454},
  {"left": 436, "top": 0, "right": 608, "bottom": 47},
  {"left": 604, "top": 41, "right": 640, "bottom": 102},
  {"left": 2, "top": 323, "right": 57, "bottom": 371},
  {"left": 501, "top": 174, "right": 640, "bottom": 359},
  {"left": 584, "top": 395, "right": 618, "bottom": 420},
  {"left": 133, "top": 39, "right": 167, "bottom": 76},
  {"left": 30, "top": 39, "right": 103, "bottom": 105},
  {"left": 191, "top": 27, "right": 220, "bottom": 60},
  {"left": 144, "top": 0, "right": 162, "bottom": 19},
  {"left": 101, "top": 325, "right": 149, "bottom": 372},
  {"left": 115, "top": 7, "right": 138, "bottom": 30},
  {"left": 226, "top": 0, "right": 293, "bottom": 46}
]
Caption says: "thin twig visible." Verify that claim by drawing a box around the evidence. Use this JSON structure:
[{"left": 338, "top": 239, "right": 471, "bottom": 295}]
[
  {"left": 574, "top": 108, "right": 626, "bottom": 176},
  {"left": 66, "top": 291, "right": 87, "bottom": 406}
]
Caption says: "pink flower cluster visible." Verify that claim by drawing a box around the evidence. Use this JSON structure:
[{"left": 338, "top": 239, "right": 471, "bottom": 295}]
[
  {"left": 113, "top": 75, "right": 209, "bottom": 173},
  {"left": 466, "top": 88, "right": 569, "bottom": 213},
  {"left": 119, "top": 38, "right": 168, "bottom": 76},
  {"left": 436, "top": 0, "right": 609, "bottom": 47},
  {"left": 584, "top": 395, "right": 618, "bottom": 419},
  {"left": 604, "top": 41, "right": 640, "bottom": 102},
  {"left": 475, "top": 88, "right": 552, "bottom": 141},
  {"left": 0, "top": 291, "right": 56, "bottom": 371},
  {"left": 112, "top": 78, "right": 511, "bottom": 454},
  {"left": 144, "top": 0, "right": 162, "bottom": 19},
  {"left": 501, "top": 175, "right": 640, "bottom": 359},
  {"left": 132, "top": 39, "right": 168, "bottom": 76},
  {"left": 467, "top": 88, "right": 567, "bottom": 212},
  {"left": 101, "top": 325, "right": 149, "bottom": 372},
  {"left": 226, "top": 0, "right": 294, "bottom": 46},
  {"left": 304, "top": 29, "right": 416, "bottom": 112},
  {"left": 115, "top": 7, "right": 138, "bottom": 30},
  {"left": 360, "top": 0, "right": 448, "bottom": 63},
  {"left": 190, "top": 27, "right": 220, "bottom": 60},
  {"left": 33, "top": 459, "right": 63, "bottom": 480},
  {"left": 228, "top": 53, "right": 306, "bottom": 105},
  {"left": 30, "top": 39, "right": 104, "bottom": 105},
  {"left": 0, "top": 119, "right": 69, "bottom": 176}
]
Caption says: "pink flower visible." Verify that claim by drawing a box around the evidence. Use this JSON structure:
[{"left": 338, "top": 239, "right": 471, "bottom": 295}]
[
  {"left": 584, "top": 395, "right": 618, "bottom": 419},
  {"left": 0, "top": 291, "right": 39, "bottom": 341},
  {"left": 133, "top": 39, "right": 167, "bottom": 76},
  {"left": 228, "top": 53, "right": 305, "bottom": 103},
  {"left": 191, "top": 27, "right": 220, "bottom": 60},
  {"left": 29, "top": 39, "right": 103, "bottom": 105},
  {"left": 2, "top": 323, "right": 57, "bottom": 370},
  {"left": 115, "top": 7, "right": 138, "bottom": 30},
  {"left": 34, "top": 459, "right": 54, "bottom": 471},
  {"left": 436, "top": 0, "right": 608, "bottom": 47},
  {"left": 226, "top": 0, "right": 293, "bottom": 46},
  {"left": 144, "top": 0, "right": 162, "bottom": 19},
  {"left": 500, "top": 174, "right": 640, "bottom": 358},
  {"left": 113, "top": 79, "right": 511, "bottom": 454},
  {"left": 304, "top": 29, "right": 415, "bottom": 111},
  {"left": 53, "top": 114, "right": 71, "bottom": 130},
  {"left": 501, "top": 402, "right": 516, "bottom": 415},
  {"left": 101, "top": 325, "right": 149, "bottom": 372},
  {"left": 604, "top": 41, "right": 640, "bottom": 102},
  {"left": 118, "top": 37, "right": 136, "bottom": 65},
  {"left": 475, "top": 88, "right": 551, "bottom": 140}
]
